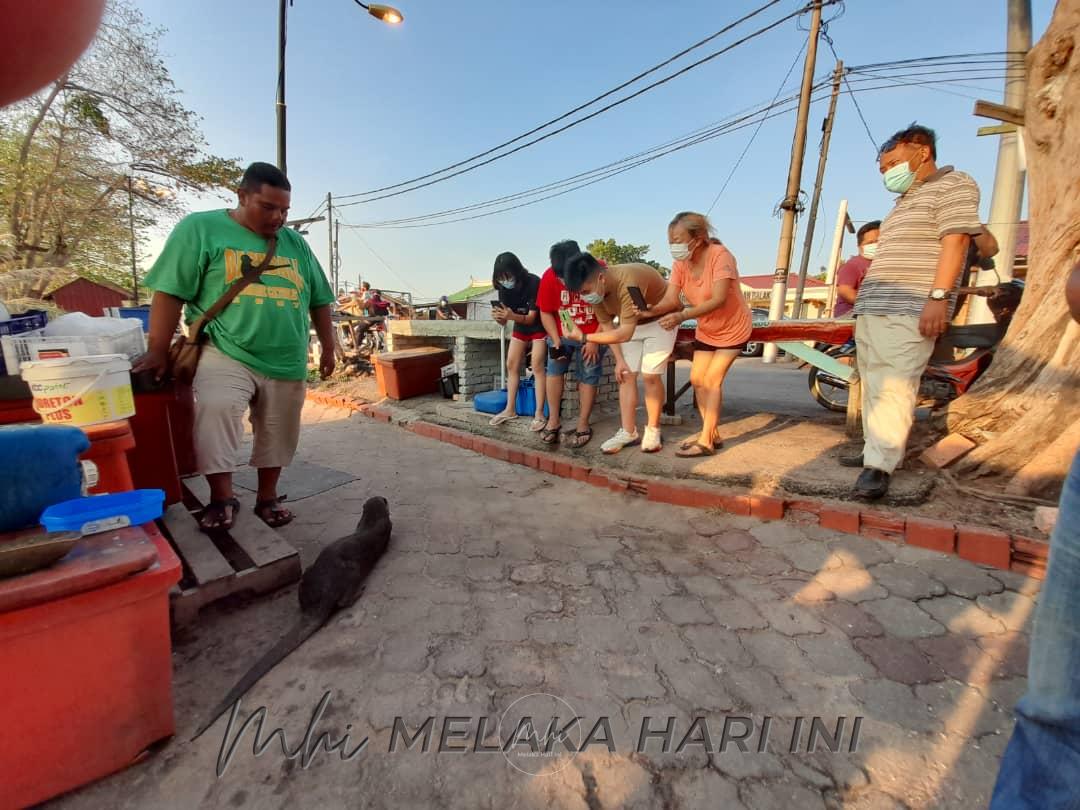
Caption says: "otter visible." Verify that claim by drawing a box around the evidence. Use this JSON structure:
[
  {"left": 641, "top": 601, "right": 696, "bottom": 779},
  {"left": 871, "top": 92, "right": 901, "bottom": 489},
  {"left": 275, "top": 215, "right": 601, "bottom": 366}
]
[{"left": 193, "top": 496, "right": 392, "bottom": 739}]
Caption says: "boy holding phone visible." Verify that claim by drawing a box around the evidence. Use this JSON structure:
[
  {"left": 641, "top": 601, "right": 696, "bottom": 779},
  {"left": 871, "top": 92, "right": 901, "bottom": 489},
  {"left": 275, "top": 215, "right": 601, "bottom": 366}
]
[{"left": 561, "top": 255, "right": 676, "bottom": 454}]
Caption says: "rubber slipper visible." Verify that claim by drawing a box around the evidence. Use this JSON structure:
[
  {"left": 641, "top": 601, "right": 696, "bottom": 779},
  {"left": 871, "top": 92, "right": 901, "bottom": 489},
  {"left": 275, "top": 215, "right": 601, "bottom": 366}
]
[
  {"left": 566, "top": 427, "right": 593, "bottom": 449},
  {"left": 489, "top": 413, "right": 518, "bottom": 426},
  {"left": 529, "top": 418, "right": 547, "bottom": 432},
  {"left": 680, "top": 433, "right": 724, "bottom": 451},
  {"left": 540, "top": 427, "right": 561, "bottom": 445},
  {"left": 675, "top": 443, "right": 716, "bottom": 458}
]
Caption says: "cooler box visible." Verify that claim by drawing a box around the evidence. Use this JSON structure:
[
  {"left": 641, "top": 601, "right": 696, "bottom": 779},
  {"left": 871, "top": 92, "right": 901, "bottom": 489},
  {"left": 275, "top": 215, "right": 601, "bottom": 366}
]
[
  {"left": 0, "top": 524, "right": 181, "bottom": 808},
  {"left": 474, "top": 389, "right": 508, "bottom": 414},
  {"left": 375, "top": 347, "right": 452, "bottom": 400}
]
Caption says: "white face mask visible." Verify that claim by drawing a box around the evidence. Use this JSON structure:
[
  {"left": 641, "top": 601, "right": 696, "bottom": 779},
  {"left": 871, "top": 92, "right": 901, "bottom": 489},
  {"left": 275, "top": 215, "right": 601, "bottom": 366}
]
[
  {"left": 861, "top": 243, "right": 877, "bottom": 260},
  {"left": 670, "top": 242, "right": 692, "bottom": 261}
]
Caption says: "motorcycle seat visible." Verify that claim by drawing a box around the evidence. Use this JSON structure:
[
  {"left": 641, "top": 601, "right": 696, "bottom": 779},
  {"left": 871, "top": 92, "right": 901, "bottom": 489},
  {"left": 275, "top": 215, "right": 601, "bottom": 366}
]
[{"left": 945, "top": 323, "right": 1003, "bottom": 349}]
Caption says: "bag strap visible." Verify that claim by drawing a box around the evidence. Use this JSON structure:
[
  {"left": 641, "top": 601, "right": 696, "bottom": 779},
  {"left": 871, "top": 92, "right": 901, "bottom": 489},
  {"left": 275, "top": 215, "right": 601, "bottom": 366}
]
[{"left": 189, "top": 236, "right": 278, "bottom": 337}]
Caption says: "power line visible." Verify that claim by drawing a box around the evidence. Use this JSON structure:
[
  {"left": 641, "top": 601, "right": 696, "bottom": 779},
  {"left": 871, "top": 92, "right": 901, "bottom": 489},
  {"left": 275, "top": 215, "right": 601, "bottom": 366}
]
[
  {"left": 336, "top": 209, "right": 424, "bottom": 294},
  {"left": 707, "top": 39, "right": 806, "bottom": 215},
  {"left": 822, "top": 30, "right": 876, "bottom": 153},
  {"left": 335, "top": 0, "right": 786, "bottom": 201},
  {"left": 332, "top": 1, "right": 838, "bottom": 206}
]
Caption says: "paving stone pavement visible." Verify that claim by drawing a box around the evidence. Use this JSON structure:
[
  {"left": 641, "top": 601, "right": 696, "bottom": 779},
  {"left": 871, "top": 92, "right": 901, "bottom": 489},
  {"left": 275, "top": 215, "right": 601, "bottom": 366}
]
[{"left": 55, "top": 404, "right": 1041, "bottom": 810}]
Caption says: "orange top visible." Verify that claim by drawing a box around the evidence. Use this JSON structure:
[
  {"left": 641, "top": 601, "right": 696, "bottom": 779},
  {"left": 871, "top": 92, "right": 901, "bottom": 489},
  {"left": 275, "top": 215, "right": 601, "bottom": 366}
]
[{"left": 670, "top": 242, "right": 753, "bottom": 348}]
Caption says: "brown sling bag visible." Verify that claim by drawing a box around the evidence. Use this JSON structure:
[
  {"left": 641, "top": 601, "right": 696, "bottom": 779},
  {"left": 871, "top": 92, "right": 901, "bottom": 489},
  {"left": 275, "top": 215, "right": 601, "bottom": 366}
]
[{"left": 167, "top": 237, "right": 278, "bottom": 385}]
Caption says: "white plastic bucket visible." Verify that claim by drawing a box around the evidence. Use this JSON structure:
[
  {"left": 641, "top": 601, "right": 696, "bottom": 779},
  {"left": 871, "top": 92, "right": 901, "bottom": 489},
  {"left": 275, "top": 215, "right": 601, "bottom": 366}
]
[{"left": 20, "top": 354, "right": 134, "bottom": 427}]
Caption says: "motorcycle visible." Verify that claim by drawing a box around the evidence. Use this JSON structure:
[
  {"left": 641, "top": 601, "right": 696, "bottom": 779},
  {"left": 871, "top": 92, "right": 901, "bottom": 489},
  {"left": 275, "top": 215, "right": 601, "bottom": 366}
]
[{"left": 807, "top": 280, "right": 1024, "bottom": 412}]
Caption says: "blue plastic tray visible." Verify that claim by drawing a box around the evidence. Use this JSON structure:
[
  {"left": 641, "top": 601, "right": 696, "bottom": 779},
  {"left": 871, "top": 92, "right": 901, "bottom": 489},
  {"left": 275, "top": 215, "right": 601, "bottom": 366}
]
[
  {"left": 473, "top": 389, "right": 508, "bottom": 414},
  {"left": 40, "top": 489, "right": 165, "bottom": 536}
]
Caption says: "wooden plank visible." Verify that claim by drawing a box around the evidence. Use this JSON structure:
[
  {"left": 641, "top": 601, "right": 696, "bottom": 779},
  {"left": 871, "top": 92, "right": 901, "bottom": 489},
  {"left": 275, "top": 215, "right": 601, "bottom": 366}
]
[
  {"left": 973, "top": 100, "right": 1025, "bottom": 127},
  {"left": 846, "top": 376, "right": 863, "bottom": 439},
  {"left": 977, "top": 123, "right": 1018, "bottom": 137},
  {"left": 776, "top": 341, "right": 856, "bottom": 383},
  {"left": 182, "top": 475, "right": 212, "bottom": 509},
  {"left": 161, "top": 504, "right": 234, "bottom": 584},
  {"left": 228, "top": 491, "right": 300, "bottom": 568}
]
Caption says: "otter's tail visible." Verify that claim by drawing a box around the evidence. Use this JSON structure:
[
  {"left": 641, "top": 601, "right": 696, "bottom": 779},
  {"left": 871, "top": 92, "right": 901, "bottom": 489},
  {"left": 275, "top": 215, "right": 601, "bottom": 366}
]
[{"left": 191, "top": 611, "right": 329, "bottom": 740}]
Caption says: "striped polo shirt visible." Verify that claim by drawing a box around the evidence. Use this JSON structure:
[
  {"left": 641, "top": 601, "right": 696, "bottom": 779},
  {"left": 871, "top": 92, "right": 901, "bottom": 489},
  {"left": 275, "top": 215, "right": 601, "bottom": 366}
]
[{"left": 853, "top": 166, "right": 983, "bottom": 318}]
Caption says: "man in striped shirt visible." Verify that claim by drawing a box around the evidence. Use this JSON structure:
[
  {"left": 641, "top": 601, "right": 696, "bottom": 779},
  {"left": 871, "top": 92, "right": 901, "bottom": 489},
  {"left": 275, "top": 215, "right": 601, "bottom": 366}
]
[{"left": 848, "top": 125, "right": 983, "bottom": 500}]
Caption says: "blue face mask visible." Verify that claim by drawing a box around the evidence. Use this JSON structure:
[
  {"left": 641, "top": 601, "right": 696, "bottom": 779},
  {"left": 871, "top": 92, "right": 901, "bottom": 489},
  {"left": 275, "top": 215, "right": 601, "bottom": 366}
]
[
  {"left": 883, "top": 162, "right": 917, "bottom": 194},
  {"left": 500, "top": 278, "right": 516, "bottom": 290},
  {"left": 581, "top": 291, "right": 603, "bottom": 305}
]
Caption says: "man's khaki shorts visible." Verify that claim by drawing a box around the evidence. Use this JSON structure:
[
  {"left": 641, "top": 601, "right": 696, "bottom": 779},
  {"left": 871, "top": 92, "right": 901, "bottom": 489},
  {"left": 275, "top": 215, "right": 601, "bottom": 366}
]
[{"left": 193, "top": 345, "right": 306, "bottom": 475}]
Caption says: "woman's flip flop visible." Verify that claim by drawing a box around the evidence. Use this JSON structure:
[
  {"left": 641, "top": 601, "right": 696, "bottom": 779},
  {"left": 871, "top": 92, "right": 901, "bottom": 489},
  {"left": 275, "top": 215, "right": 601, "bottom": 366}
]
[
  {"left": 489, "top": 413, "right": 519, "bottom": 426},
  {"left": 675, "top": 443, "right": 716, "bottom": 458}
]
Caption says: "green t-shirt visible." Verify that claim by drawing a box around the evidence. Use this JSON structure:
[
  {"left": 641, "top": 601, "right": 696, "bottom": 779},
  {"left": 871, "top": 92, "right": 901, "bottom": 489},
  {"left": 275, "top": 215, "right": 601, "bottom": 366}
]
[{"left": 144, "top": 210, "right": 335, "bottom": 380}]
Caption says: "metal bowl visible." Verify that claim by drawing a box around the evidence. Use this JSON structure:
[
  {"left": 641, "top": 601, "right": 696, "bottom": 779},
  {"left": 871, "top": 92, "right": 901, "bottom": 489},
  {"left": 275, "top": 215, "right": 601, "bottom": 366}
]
[{"left": 0, "top": 531, "right": 81, "bottom": 579}]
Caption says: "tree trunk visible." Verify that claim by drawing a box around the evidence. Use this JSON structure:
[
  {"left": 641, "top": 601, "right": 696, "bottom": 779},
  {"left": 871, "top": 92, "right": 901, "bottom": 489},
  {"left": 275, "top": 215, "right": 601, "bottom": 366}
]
[
  {"left": 7, "top": 77, "right": 66, "bottom": 241},
  {"left": 947, "top": 0, "right": 1080, "bottom": 494}
]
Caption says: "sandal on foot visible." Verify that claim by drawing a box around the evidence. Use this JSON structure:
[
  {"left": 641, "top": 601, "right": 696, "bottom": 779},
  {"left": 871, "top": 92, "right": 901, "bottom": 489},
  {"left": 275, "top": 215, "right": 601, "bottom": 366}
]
[
  {"left": 566, "top": 427, "right": 593, "bottom": 449},
  {"left": 254, "top": 495, "right": 295, "bottom": 528},
  {"left": 540, "top": 426, "right": 561, "bottom": 445},
  {"left": 489, "top": 412, "right": 518, "bottom": 426},
  {"left": 679, "top": 432, "right": 724, "bottom": 451},
  {"left": 675, "top": 443, "right": 715, "bottom": 458},
  {"left": 529, "top": 417, "right": 547, "bottom": 432},
  {"left": 198, "top": 498, "right": 239, "bottom": 533}
]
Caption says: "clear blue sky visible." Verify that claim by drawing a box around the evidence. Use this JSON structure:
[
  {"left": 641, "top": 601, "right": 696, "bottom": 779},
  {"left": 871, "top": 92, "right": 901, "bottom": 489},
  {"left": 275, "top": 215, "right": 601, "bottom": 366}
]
[{"left": 135, "top": 0, "right": 1055, "bottom": 299}]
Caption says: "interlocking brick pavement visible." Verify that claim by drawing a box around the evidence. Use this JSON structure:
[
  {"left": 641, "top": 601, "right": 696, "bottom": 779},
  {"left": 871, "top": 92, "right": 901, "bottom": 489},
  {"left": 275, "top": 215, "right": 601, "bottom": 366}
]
[{"left": 55, "top": 404, "right": 1042, "bottom": 810}]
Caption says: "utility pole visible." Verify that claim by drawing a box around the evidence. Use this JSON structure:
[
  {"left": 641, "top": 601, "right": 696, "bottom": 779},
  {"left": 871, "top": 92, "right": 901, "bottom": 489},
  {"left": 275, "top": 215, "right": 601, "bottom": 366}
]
[
  {"left": 793, "top": 60, "right": 842, "bottom": 320},
  {"left": 969, "top": 0, "right": 1031, "bottom": 324},
  {"left": 326, "top": 191, "right": 335, "bottom": 289},
  {"left": 127, "top": 174, "right": 138, "bottom": 304},
  {"left": 276, "top": 0, "right": 288, "bottom": 176},
  {"left": 763, "top": 0, "right": 823, "bottom": 362},
  {"left": 334, "top": 220, "right": 341, "bottom": 292}
]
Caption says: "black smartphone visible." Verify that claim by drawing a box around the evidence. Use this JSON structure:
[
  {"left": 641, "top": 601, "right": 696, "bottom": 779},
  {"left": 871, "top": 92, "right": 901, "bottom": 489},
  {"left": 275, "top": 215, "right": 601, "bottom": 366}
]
[
  {"left": 627, "top": 285, "right": 648, "bottom": 310},
  {"left": 490, "top": 300, "right": 502, "bottom": 309},
  {"left": 548, "top": 344, "right": 571, "bottom": 361}
]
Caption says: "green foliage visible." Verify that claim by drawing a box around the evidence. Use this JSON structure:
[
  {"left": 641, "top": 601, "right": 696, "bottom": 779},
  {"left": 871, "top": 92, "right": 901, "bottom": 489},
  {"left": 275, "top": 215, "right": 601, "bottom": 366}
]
[
  {"left": 0, "top": 0, "right": 241, "bottom": 289},
  {"left": 586, "top": 238, "right": 669, "bottom": 277}
]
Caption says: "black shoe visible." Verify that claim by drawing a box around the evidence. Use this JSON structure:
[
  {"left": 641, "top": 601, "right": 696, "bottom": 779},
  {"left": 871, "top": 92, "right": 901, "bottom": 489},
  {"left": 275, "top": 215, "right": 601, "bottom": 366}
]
[
  {"left": 854, "top": 468, "right": 890, "bottom": 500},
  {"left": 839, "top": 453, "right": 864, "bottom": 468}
]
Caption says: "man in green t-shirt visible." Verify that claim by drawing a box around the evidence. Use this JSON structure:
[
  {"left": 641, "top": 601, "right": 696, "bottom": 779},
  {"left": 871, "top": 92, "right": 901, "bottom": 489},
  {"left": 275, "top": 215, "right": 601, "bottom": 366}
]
[{"left": 135, "top": 162, "right": 336, "bottom": 532}]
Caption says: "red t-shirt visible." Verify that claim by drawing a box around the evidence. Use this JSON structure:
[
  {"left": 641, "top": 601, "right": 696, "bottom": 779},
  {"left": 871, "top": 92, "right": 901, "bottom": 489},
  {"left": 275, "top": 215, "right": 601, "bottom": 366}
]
[
  {"left": 537, "top": 266, "right": 600, "bottom": 336},
  {"left": 834, "top": 254, "right": 871, "bottom": 317}
]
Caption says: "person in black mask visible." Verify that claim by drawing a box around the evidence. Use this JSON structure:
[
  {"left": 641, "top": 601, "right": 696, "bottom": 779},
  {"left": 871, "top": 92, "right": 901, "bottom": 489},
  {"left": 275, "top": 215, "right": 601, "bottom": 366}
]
[{"left": 489, "top": 252, "right": 547, "bottom": 430}]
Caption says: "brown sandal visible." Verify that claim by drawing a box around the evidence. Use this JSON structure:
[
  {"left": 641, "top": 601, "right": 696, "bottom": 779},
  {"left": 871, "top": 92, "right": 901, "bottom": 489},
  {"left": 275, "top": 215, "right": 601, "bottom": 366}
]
[
  {"left": 254, "top": 495, "right": 295, "bottom": 528},
  {"left": 198, "top": 498, "right": 239, "bottom": 533}
]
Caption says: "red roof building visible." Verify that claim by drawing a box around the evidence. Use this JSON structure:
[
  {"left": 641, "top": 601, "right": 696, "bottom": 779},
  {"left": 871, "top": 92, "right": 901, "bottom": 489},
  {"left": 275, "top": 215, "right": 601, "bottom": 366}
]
[{"left": 45, "top": 277, "right": 131, "bottom": 316}]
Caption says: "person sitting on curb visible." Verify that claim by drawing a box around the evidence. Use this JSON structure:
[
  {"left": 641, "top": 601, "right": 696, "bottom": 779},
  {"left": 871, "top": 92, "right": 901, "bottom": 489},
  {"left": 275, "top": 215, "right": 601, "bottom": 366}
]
[
  {"left": 562, "top": 250, "right": 676, "bottom": 454},
  {"left": 536, "top": 240, "right": 606, "bottom": 449},
  {"left": 489, "top": 252, "right": 547, "bottom": 431},
  {"left": 640, "top": 211, "right": 753, "bottom": 458}
]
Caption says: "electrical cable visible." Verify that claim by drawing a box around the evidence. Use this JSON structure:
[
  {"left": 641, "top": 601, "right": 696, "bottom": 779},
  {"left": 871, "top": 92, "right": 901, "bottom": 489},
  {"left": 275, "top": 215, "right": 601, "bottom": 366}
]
[
  {"left": 332, "top": 1, "right": 839, "bottom": 205},
  {"left": 334, "top": 0, "right": 787, "bottom": 200},
  {"left": 707, "top": 38, "right": 806, "bottom": 215}
]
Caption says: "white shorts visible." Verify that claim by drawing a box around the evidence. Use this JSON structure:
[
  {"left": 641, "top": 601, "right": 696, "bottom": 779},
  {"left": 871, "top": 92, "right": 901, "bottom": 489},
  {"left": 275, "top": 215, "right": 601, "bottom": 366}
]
[{"left": 620, "top": 319, "right": 677, "bottom": 376}]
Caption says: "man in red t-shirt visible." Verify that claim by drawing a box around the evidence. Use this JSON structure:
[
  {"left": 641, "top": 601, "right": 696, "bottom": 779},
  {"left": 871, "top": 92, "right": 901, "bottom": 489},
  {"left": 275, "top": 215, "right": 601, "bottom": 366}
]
[
  {"left": 536, "top": 240, "right": 607, "bottom": 449},
  {"left": 833, "top": 220, "right": 880, "bottom": 318}
]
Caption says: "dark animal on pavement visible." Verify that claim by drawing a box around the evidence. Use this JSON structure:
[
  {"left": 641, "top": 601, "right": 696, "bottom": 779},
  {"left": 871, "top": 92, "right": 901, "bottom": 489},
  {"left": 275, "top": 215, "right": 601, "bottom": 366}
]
[{"left": 192, "top": 496, "right": 392, "bottom": 739}]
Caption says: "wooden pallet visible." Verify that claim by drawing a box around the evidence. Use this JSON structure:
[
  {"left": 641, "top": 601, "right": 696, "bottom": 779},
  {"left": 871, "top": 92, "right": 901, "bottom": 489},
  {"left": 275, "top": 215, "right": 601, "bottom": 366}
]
[{"left": 158, "top": 477, "right": 302, "bottom": 626}]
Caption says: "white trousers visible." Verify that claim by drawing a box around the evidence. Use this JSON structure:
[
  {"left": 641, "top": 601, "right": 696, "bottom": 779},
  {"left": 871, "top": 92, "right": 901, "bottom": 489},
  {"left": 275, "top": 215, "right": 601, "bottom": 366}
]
[{"left": 855, "top": 315, "right": 935, "bottom": 474}]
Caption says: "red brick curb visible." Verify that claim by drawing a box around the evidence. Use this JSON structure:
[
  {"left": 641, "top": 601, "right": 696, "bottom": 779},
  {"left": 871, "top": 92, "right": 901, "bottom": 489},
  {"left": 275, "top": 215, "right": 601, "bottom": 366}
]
[
  {"left": 304, "top": 390, "right": 368, "bottom": 413},
  {"left": 342, "top": 404, "right": 1047, "bottom": 580}
]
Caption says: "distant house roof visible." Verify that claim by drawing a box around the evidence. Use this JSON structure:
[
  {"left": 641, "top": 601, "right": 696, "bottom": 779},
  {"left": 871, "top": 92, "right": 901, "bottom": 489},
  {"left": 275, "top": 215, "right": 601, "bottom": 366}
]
[
  {"left": 1015, "top": 220, "right": 1029, "bottom": 258},
  {"left": 447, "top": 279, "right": 495, "bottom": 303},
  {"left": 740, "top": 274, "right": 826, "bottom": 291},
  {"left": 45, "top": 276, "right": 131, "bottom": 299}
]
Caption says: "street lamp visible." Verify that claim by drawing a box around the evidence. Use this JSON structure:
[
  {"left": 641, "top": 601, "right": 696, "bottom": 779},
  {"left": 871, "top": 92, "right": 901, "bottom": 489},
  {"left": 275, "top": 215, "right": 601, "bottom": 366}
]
[{"left": 276, "top": 0, "right": 404, "bottom": 177}]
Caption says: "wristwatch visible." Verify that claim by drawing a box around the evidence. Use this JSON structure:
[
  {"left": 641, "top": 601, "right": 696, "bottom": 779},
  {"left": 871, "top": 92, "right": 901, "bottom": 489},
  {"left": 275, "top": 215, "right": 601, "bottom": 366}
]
[{"left": 928, "top": 288, "right": 949, "bottom": 301}]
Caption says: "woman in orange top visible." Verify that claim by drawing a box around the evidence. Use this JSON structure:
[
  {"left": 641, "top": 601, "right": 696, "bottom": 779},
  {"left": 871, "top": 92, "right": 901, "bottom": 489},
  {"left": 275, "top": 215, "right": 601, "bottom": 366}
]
[{"left": 647, "top": 211, "right": 753, "bottom": 457}]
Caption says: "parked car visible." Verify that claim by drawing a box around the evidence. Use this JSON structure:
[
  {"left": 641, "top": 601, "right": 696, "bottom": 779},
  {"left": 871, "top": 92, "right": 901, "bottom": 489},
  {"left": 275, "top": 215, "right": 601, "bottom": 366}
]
[{"left": 742, "top": 308, "right": 771, "bottom": 357}]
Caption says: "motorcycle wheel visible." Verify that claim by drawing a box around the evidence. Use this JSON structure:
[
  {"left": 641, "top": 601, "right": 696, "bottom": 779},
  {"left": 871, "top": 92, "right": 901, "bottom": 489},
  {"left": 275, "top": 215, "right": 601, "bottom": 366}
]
[{"left": 808, "top": 366, "right": 851, "bottom": 413}]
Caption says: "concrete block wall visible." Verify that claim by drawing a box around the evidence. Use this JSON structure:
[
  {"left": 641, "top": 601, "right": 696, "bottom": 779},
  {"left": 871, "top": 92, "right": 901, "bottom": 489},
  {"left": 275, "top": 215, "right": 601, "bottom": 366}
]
[{"left": 384, "top": 331, "right": 618, "bottom": 417}]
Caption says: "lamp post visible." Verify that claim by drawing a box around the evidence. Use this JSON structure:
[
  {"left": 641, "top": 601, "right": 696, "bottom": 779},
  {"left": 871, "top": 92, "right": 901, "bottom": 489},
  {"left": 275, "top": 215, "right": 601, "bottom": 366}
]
[{"left": 276, "top": 0, "right": 403, "bottom": 177}]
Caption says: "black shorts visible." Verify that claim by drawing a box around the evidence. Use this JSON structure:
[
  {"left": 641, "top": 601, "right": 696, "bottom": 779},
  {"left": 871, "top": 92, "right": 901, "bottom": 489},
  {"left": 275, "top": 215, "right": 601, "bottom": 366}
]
[{"left": 693, "top": 339, "right": 746, "bottom": 353}]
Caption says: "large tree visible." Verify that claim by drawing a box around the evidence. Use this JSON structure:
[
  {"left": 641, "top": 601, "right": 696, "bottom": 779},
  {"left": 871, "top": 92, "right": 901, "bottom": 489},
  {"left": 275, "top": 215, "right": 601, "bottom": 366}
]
[
  {"left": 0, "top": 0, "right": 240, "bottom": 288},
  {"left": 946, "top": 0, "right": 1080, "bottom": 498},
  {"left": 586, "top": 238, "right": 668, "bottom": 275}
]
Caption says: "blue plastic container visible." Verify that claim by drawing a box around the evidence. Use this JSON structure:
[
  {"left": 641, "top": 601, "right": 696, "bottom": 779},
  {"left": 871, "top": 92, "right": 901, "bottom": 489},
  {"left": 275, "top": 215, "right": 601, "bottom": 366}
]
[
  {"left": 473, "top": 389, "right": 508, "bottom": 415},
  {"left": 514, "top": 378, "right": 550, "bottom": 418},
  {"left": 41, "top": 489, "right": 165, "bottom": 536},
  {"left": 118, "top": 307, "right": 151, "bottom": 332}
]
